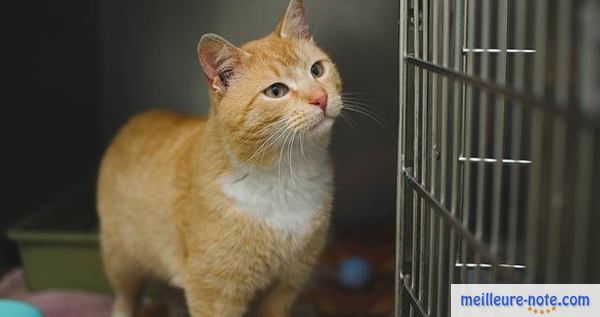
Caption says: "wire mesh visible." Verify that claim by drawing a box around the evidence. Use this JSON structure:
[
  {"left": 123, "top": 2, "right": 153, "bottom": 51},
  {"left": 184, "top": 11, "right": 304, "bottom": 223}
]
[{"left": 396, "top": 0, "right": 600, "bottom": 316}]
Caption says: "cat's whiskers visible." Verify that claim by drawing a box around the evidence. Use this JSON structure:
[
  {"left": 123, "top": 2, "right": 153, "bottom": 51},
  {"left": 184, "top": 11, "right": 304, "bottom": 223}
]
[
  {"left": 236, "top": 114, "right": 327, "bottom": 186},
  {"left": 340, "top": 95, "right": 395, "bottom": 137},
  {"left": 277, "top": 127, "right": 295, "bottom": 183},
  {"left": 342, "top": 104, "right": 387, "bottom": 129},
  {"left": 345, "top": 114, "right": 360, "bottom": 134},
  {"left": 341, "top": 91, "right": 368, "bottom": 96},
  {"left": 299, "top": 130, "right": 309, "bottom": 166},
  {"left": 244, "top": 115, "right": 312, "bottom": 167},
  {"left": 288, "top": 130, "right": 298, "bottom": 183},
  {"left": 336, "top": 111, "right": 360, "bottom": 135},
  {"left": 245, "top": 120, "right": 289, "bottom": 164}
]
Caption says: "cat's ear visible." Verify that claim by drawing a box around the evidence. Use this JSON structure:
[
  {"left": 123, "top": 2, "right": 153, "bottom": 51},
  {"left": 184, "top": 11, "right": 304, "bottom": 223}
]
[
  {"left": 275, "top": 0, "right": 312, "bottom": 40},
  {"left": 197, "top": 33, "right": 248, "bottom": 93}
]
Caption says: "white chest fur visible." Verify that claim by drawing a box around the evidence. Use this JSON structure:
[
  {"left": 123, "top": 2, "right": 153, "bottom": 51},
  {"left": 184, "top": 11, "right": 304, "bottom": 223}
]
[{"left": 219, "top": 158, "right": 332, "bottom": 236}]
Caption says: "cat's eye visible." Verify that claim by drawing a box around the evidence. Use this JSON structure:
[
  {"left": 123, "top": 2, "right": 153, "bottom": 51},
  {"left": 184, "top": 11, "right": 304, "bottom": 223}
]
[
  {"left": 311, "top": 61, "right": 324, "bottom": 78},
  {"left": 264, "top": 83, "right": 289, "bottom": 98}
]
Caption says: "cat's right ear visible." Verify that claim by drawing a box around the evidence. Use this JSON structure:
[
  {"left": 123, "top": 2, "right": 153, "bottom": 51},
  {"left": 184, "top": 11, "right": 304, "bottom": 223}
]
[
  {"left": 275, "top": 0, "right": 311, "bottom": 40},
  {"left": 197, "top": 34, "right": 248, "bottom": 93}
]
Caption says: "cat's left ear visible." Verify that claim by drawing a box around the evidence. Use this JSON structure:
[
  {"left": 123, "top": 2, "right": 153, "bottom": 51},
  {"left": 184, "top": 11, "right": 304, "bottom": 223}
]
[
  {"left": 197, "top": 33, "right": 249, "bottom": 93},
  {"left": 275, "top": 0, "right": 312, "bottom": 40}
]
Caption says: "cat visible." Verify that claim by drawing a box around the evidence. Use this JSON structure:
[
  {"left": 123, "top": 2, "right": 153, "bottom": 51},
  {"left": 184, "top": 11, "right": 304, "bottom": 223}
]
[{"left": 96, "top": 1, "right": 342, "bottom": 316}]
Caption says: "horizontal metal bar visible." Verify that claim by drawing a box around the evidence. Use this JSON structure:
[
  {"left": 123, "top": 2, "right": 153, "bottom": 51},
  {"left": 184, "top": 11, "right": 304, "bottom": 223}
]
[
  {"left": 401, "top": 275, "right": 430, "bottom": 317},
  {"left": 404, "top": 171, "right": 517, "bottom": 283},
  {"left": 458, "top": 157, "right": 531, "bottom": 164},
  {"left": 404, "top": 55, "right": 600, "bottom": 128},
  {"left": 463, "top": 48, "right": 536, "bottom": 53},
  {"left": 455, "top": 263, "right": 526, "bottom": 269}
]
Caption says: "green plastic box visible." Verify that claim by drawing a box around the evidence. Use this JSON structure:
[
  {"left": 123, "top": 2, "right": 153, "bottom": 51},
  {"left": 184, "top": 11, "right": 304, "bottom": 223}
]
[{"left": 7, "top": 187, "right": 111, "bottom": 293}]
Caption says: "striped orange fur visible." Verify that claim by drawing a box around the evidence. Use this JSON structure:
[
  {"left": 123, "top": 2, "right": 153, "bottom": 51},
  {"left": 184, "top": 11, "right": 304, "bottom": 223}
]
[{"left": 97, "top": 1, "right": 341, "bottom": 316}]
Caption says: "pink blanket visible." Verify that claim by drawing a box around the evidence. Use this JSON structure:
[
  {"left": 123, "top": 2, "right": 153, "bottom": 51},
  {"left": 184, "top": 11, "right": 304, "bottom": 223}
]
[{"left": 0, "top": 268, "right": 113, "bottom": 317}]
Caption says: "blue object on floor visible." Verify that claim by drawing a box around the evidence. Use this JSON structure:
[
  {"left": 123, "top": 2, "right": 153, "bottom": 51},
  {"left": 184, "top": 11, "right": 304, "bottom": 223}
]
[
  {"left": 0, "top": 300, "right": 43, "bottom": 317},
  {"left": 337, "top": 256, "right": 371, "bottom": 289}
]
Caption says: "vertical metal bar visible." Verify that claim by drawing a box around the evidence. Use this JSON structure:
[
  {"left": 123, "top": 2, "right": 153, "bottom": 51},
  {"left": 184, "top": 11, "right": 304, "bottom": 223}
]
[
  {"left": 439, "top": 0, "right": 450, "bottom": 211},
  {"left": 410, "top": 1, "right": 421, "bottom": 309},
  {"left": 490, "top": 0, "right": 508, "bottom": 282},
  {"left": 526, "top": 0, "right": 548, "bottom": 284},
  {"left": 448, "top": 0, "right": 464, "bottom": 305},
  {"left": 507, "top": 0, "right": 527, "bottom": 266},
  {"left": 436, "top": 0, "right": 450, "bottom": 313},
  {"left": 474, "top": 0, "right": 492, "bottom": 283},
  {"left": 410, "top": 145, "right": 418, "bottom": 315},
  {"left": 571, "top": 130, "right": 594, "bottom": 282},
  {"left": 428, "top": 0, "right": 440, "bottom": 313},
  {"left": 460, "top": 0, "right": 476, "bottom": 284},
  {"left": 554, "top": 0, "right": 572, "bottom": 105},
  {"left": 579, "top": 0, "right": 600, "bottom": 115},
  {"left": 395, "top": 0, "right": 407, "bottom": 314},
  {"left": 412, "top": 0, "right": 421, "bottom": 187},
  {"left": 545, "top": 0, "right": 571, "bottom": 283},
  {"left": 545, "top": 127, "right": 567, "bottom": 282},
  {"left": 419, "top": 0, "right": 429, "bottom": 309},
  {"left": 412, "top": 0, "right": 421, "bottom": 189}
]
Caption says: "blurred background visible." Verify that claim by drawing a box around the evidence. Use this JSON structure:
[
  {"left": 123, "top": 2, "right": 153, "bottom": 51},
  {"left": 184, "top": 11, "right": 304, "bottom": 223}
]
[{"left": 1, "top": 0, "right": 398, "bottom": 316}]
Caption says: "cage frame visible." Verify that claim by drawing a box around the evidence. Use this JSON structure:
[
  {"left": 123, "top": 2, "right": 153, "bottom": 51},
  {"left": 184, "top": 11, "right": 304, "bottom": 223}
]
[{"left": 395, "top": 0, "right": 600, "bottom": 316}]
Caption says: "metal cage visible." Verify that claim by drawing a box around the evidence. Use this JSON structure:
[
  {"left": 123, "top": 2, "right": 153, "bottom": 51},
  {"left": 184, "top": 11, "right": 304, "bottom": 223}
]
[{"left": 395, "top": 0, "right": 600, "bottom": 316}]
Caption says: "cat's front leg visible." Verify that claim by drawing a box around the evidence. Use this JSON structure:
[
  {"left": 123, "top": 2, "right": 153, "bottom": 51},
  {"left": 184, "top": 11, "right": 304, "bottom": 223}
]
[
  {"left": 255, "top": 282, "right": 301, "bottom": 317},
  {"left": 182, "top": 264, "right": 251, "bottom": 317},
  {"left": 257, "top": 223, "right": 329, "bottom": 317},
  {"left": 255, "top": 262, "right": 313, "bottom": 317}
]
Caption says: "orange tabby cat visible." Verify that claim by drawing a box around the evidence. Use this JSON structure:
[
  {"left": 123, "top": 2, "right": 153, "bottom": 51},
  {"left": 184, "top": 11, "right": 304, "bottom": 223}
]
[{"left": 97, "top": 1, "right": 341, "bottom": 316}]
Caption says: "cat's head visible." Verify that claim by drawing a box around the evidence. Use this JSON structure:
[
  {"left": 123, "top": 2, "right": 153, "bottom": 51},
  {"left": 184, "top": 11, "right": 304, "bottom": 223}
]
[{"left": 197, "top": 0, "right": 341, "bottom": 166}]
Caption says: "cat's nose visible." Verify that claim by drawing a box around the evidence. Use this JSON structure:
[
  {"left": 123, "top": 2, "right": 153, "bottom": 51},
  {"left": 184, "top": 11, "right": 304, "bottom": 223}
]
[{"left": 308, "top": 90, "right": 328, "bottom": 114}]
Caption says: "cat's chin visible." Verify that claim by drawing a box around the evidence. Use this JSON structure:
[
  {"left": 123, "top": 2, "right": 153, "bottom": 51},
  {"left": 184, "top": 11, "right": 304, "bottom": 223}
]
[{"left": 309, "top": 116, "right": 335, "bottom": 137}]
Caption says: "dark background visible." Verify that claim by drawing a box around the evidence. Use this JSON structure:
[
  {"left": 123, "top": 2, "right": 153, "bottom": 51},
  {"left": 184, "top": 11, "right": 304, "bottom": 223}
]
[{"left": 0, "top": 0, "right": 398, "bottom": 272}]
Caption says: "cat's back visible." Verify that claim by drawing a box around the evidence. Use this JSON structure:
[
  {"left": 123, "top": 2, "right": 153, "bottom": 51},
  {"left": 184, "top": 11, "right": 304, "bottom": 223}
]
[
  {"left": 101, "top": 110, "right": 205, "bottom": 168},
  {"left": 98, "top": 109, "right": 205, "bottom": 214}
]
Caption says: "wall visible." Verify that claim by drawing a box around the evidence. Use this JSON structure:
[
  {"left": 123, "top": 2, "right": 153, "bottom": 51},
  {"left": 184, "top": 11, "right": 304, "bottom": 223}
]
[{"left": 1, "top": 0, "right": 102, "bottom": 271}]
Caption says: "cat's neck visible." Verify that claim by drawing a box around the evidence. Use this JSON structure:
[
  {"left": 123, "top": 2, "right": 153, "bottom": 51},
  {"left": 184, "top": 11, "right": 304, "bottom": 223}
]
[{"left": 218, "top": 140, "right": 332, "bottom": 236}]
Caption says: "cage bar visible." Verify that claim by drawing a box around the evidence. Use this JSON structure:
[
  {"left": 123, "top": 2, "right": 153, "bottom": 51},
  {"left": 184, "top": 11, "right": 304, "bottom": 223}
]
[
  {"left": 459, "top": 0, "right": 476, "bottom": 285},
  {"left": 507, "top": 0, "right": 528, "bottom": 267},
  {"left": 525, "top": 0, "right": 548, "bottom": 284},
  {"left": 418, "top": 0, "right": 430, "bottom": 311}
]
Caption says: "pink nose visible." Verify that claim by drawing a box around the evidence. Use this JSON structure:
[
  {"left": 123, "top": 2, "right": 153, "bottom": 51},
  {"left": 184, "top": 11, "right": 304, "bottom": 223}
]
[{"left": 308, "top": 91, "right": 328, "bottom": 114}]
